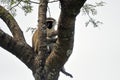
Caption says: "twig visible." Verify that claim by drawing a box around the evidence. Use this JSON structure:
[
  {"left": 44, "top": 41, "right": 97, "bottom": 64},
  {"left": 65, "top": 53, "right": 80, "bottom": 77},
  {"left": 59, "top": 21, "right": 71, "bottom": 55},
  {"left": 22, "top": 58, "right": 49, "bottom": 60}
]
[
  {"left": 83, "top": 6, "right": 98, "bottom": 27},
  {"left": 9, "top": 0, "right": 22, "bottom": 10},
  {"left": 49, "top": 0, "right": 59, "bottom": 3},
  {"left": 29, "top": 1, "right": 39, "bottom": 4},
  {"left": 29, "top": 0, "right": 59, "bottom": 4}
]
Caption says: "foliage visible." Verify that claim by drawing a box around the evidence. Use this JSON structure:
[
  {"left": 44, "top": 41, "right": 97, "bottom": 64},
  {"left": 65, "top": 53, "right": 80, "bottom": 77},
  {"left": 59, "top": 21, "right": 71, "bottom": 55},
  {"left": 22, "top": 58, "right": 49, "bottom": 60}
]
[
  {"left": 0, "top": 0, "right": 105, "bottom": 27},
  {"left": 0, "top": 0, "right": 58, "bottom": 16},
  {"left": 0, "top": 0, "right": 33, "bottom": 16},
  {"left": 82, "top": 1, "right": 105, "bottom": 27},
  {"left": 26, "top": 27, "right": 36, "bottom": 33}
]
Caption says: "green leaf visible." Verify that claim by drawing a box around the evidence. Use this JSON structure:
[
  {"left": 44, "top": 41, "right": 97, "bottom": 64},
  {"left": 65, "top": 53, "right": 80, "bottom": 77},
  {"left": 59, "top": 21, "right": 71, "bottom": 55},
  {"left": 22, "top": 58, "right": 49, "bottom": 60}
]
[{"left": 10, "top": 0, "right": 16, "bottom": 6}]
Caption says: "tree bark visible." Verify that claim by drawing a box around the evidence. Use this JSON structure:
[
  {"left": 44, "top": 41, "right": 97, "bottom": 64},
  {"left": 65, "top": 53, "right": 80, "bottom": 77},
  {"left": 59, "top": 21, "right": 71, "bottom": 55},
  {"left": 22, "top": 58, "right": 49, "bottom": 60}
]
[
  {"left": 0, "top": 6, "right": 26, "bottom": 42},
  {"left": 32, "top": 0, "right": 48, "bottom": 80},
  {"left": 0, "top": 29, "right": 34, "bottom": 70},
  {"left": 45, "top": 0, "right": 86, "bottom": 80}
]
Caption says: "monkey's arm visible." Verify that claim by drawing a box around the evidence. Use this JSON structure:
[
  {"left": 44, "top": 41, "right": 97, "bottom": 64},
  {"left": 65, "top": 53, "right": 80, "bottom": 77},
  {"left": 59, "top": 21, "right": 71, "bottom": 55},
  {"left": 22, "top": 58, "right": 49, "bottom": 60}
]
[
  {"left": 47, "top": 30, "right": 58, "bottom": 37},
  {"left": 32, "top": 30, "right": 39, "bottom": 53}
]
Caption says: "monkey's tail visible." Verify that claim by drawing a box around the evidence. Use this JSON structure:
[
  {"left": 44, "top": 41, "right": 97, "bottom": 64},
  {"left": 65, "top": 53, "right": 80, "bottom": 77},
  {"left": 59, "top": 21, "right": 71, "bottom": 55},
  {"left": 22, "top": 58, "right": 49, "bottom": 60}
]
[{"left": 61, "top": 68, "right": 73, "bottom": 78}]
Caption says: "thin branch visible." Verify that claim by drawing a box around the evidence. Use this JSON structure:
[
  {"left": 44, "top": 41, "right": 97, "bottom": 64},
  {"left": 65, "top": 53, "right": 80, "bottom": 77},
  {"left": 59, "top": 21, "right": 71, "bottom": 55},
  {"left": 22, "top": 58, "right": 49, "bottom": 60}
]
[
  {"left": 29, "top": 1, "right": 39, "bottom": 4},
  {"left": 49, "top": 0, "right": 59, "bottom": 3},
  {"left": 83, "top": 6, "right": 103, "bottom": 27},
  {"left": 83, "top": 7, "right": 98, "bottom": 27},
  {"left": 82, "top": 2, "right": 105, "bottom": 27},
  {"left": 26, "top": 27, "right": 36, "bottom": 33},
  {"left": 9, "top": 0, "right": 22, "bottom": 10},
  {"left": 29, "top": 0, "right": 59, "bottom": 4}
]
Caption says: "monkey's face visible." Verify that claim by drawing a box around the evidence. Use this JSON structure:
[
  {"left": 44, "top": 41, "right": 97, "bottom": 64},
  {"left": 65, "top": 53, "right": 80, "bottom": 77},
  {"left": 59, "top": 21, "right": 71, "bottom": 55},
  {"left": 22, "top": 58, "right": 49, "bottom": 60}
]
[
  {"left": 46, "top": 21, "right": 53, "bottom": 29},
  {"left": 46, "top": 18, "right": 56, "bottom": 29}
]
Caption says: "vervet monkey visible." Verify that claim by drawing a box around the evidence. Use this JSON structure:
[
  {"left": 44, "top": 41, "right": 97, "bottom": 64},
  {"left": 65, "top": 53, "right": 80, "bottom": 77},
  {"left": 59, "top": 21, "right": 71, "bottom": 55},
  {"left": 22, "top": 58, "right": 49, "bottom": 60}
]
[
  {"left": 32, "top": 17, "right": 73, "bottom": 78},
  {"left": 32, "top": 17, "right": 57, "bottom": 54},
  {"left": 46, "top": 18, "right": 57, "bottom": 53}
]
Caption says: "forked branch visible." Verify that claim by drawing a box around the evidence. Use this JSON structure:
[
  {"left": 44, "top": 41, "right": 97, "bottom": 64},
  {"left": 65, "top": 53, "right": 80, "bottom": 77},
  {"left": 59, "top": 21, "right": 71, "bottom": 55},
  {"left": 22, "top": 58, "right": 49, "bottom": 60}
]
[{"left": 0, "top": 5, "right": 25, "bottom": 42}]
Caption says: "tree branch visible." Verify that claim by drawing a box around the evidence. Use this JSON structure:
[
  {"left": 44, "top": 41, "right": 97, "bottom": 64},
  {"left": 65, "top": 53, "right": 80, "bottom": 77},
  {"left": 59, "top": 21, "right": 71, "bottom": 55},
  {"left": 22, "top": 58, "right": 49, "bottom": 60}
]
[
  {"left": 33, "top": 0, "right": 48, "bottom": 80},
  {"left": 0, "top": 29, "right": 34, "bottom": 70},
  {"left": 45, "top": 0, "right": 86, "bottom": 79},
  {"left": 29, "top": 0, "right": 59, "bottom": 4},
  {"left": 30, "top": 1, "right": 39, "bottom": 4},
  {"left": 60, "top": 0, "right": 86, "bottom": 16},
  {"left": 0, "top": 5, "right": 26, "bottom": 42},
  {"left": 9, "top": 0, "right": 22, "bottom": 10},
  {"left": 49, "top": 0, "right": 59, "bottom": 3}
]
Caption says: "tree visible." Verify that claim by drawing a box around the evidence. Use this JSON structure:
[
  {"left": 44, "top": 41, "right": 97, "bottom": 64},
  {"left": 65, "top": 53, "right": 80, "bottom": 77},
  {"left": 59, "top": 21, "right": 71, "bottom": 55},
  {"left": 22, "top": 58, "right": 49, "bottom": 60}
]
[{"left": 0, "top": 0, "right": 87, "bottom": 80}]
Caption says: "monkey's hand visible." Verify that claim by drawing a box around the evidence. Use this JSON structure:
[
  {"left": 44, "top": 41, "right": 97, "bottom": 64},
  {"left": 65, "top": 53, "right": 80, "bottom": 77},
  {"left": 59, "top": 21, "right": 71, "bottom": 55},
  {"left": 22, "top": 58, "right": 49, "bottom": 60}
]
[
  {"left": 47, "top": 31, "right": 58, "bottom": 37},
  {"left": 47, "top": 38, "right": 57, "bottom": 44}
]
